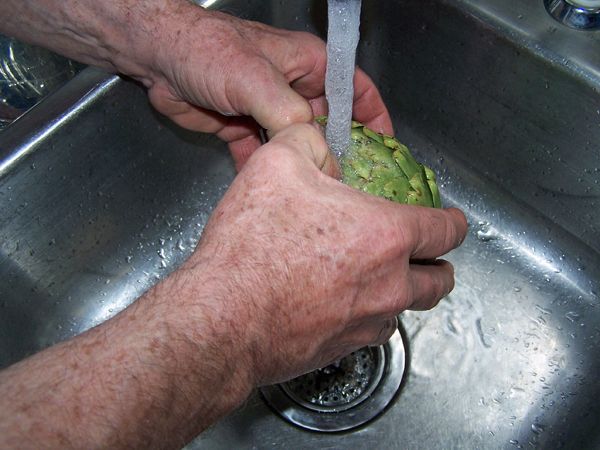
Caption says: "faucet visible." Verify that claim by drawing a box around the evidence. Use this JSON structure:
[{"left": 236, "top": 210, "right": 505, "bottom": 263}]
[{"left": 544, "top": 0, "right": 600, "bottom": 29}]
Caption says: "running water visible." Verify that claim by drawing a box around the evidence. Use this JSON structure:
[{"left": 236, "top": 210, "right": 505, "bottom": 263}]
[{"left": 325, "top": 0, "right": 362, "bottom": 161}]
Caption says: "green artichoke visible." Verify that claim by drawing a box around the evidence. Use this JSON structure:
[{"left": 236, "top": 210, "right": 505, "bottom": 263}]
[{"left": 316, "top": 117, "right": 442, "bottom": 208}]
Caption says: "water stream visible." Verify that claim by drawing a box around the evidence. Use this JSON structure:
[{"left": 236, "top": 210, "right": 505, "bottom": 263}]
[{"left": 325, "top": 0, "right": 362, "bottom": 161}]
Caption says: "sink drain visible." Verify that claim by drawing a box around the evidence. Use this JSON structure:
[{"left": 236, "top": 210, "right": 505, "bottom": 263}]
[
  {"left": 281, "top": 345, "right": 384, "bottom": 413},
  {"left": 260, "top": 329, "right": 405, "bottom": 432}
]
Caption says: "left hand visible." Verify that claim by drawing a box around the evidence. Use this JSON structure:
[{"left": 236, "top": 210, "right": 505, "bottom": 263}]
[
  {"left": 146, "top": 5, "right": 393, "bottom": 170},
  {"left": 1, "top": 0, "right": 392, "bottom": 171}
]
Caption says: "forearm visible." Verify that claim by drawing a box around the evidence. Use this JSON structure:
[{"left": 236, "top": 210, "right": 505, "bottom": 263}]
[
  {"left": 0, "top": 265, "right": 252, "bottom": 449},
  {"left": 0, "top": 0, "right": 201, "bottom": 86}
]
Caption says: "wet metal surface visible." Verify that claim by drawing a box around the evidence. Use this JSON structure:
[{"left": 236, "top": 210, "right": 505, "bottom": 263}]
[
  {"left": 0, "top": 70, "right": 233, "bottom": 365},
  {"left": 0, "top": 35, "right": 81, "bottom": 129},
  {"left": 544, "top": 0, "right": 600, "bottom": 29},
  {"left": 0, "top": 0, "right": 599, "bottom": 448}
]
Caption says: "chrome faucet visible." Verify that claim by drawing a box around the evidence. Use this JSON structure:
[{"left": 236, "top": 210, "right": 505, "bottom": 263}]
[{"left": 544, "top": 0, "right": 600, "bottom": 29}]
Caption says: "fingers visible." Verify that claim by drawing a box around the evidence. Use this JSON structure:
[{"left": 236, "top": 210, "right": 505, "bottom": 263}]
[
  {"left": 239, "top": 63, "right": 314, "bottom": 134},
  {"left": 148, "top": 83, "right": 228, "bottom": 132},
  {"left": 284, "top": 33, "right": 328, "bottom": 99},
  {"left": 352, "top": 69, "right": 394, "bottom": 135},
  {"left": 321, "top": 318, "right": 398, "bottom": 365},
  {"left": 257, "top": 29, "right": 391, "bottom": 135},
  {"left": 337, "top": 317, "right": 398, "bottom": 352},
  {"left": 289, "top": 64, "right": 394, "bottom": 137},
  {"left": 372, "top": 317, "right": 399, "bottom": 346},
  {"left": 400, "top": 207, "right": 468, "bottom": 260},
  {"left": 228, "top": 134, "right": 264, "bottom": 172},
  {"left": 149, "top": 83, "right": 267, "bottom": 170},
  {"left": 326, "top": 259, "right": 454, "bottom": 358},
  {"left": 266, "top": 123, "right": 339, "bottom": 178},
  {"left": 408, "top": 260, "right": 455, "bottom": 310}
]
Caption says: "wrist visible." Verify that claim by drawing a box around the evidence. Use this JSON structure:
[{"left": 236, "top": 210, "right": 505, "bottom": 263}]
[
  {"left": 0, "top": 0, "right": 163, "bottom": 86},
  {"left": 88, "top": 1, "right": 204, "bottom": 88},
  {"left": 142, "top": 259, "right": 257, "bottom": 422}
]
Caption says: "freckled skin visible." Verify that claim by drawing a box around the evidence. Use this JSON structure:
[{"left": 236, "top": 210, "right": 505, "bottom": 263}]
[
  {"left": 187, "top": 125, "right": 467, "bottom": 386},
  {"left": 0, "top": 0, "right": 394, "bottom": 172},
  {"left": 0, "top": 1, "right": 468, "bottom": 447},
  {"left": 0, "top": 125, "right": 467, "bottom": 448}
]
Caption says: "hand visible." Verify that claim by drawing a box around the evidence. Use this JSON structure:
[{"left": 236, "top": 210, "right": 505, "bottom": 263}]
[
  {"left": 0, "top": 124, "right": 466, "bottom": 447},
  {"left": 1, "top": 0, "right": 392, "bottom": 171},
  {"left": 146, "top": 6, "right": 393, "bottom": 170},
  {"left": 170, "top": 123, "right": 467, "bottom": 386}
]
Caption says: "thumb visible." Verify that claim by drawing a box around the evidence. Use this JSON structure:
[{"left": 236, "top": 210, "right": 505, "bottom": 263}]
[
  {"left": 267, "top": 123, "right": 339, "bottom": 178},
  {"left": 240, "top": 65, "right": 314, "bottom": 133}
]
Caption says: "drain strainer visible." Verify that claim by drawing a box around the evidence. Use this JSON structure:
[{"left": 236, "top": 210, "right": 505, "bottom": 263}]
[
  {"left": 260, "top": 329, "right": 405, "bottom": 432},
  {"left": 281, "top": 346, "right": 384, "bottom": 413}
]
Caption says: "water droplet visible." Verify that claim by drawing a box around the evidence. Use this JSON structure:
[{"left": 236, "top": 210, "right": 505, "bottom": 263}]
[
  {"left": 476, "top": 222, "right": 500, "bottom": 241},
  {"left": 565, "top": 311, "right": 580, "bottom": 323},
  {"left": 531, "top": 423, "right": 545, "bottom": 434},
  {"left": 475, "top": 318, "right": 492, "bottom": 348},
  {"left": 535, "top": 304, "right": 552, "bottom": 315}
]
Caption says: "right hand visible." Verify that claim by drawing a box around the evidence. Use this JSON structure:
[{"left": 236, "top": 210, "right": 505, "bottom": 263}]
[{"left": 170, "top": 123, "right": 467, "bottom": 386}]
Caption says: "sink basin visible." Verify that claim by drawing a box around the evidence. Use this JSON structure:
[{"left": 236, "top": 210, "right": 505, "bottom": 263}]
[{"left": 1, "top": 0, "right": 599, "bottom": 448}]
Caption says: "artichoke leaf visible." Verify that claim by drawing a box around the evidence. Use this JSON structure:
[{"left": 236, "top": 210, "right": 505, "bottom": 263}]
[{"left": 316, "top": 116, "right": 442, "bottom": 209}]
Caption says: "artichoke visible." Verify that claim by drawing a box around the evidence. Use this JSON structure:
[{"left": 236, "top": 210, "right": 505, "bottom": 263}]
[{"left": 316, "top": 117, "right": 442, "bottom": 208}]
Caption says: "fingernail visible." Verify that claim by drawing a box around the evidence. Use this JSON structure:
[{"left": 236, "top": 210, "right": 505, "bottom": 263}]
[{"left": 259, "top": 128, "right": 269, "bottom": 144}]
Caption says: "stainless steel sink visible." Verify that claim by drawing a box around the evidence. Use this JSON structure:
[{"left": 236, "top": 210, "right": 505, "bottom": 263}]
[{"left": 1, "top": 0, "right": 599, "bottom": 448}]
